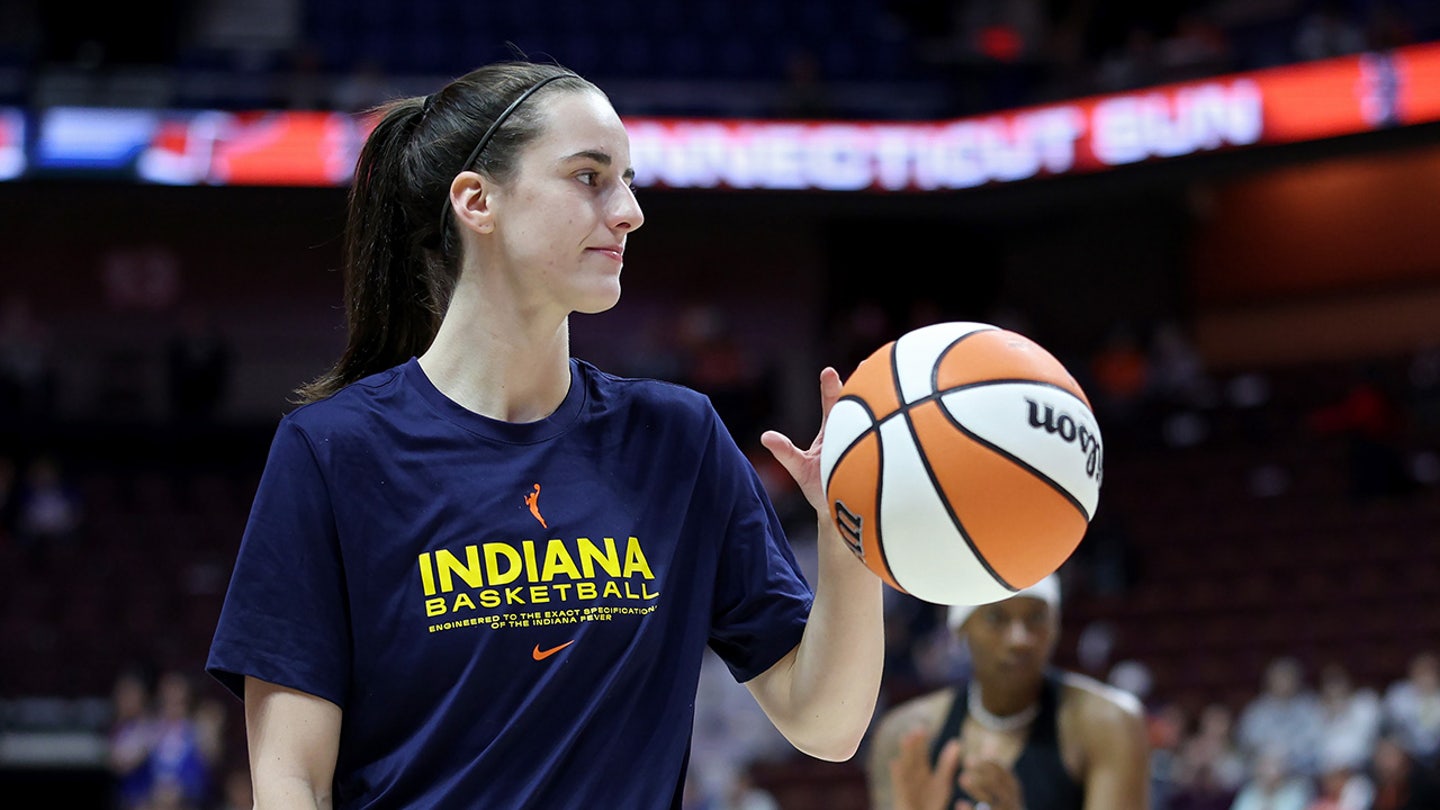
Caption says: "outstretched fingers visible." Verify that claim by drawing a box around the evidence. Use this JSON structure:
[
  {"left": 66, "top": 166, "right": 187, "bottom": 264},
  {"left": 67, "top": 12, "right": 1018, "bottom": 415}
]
[{"left": 761, "top": 367, "right": 845, "bottom": 512}]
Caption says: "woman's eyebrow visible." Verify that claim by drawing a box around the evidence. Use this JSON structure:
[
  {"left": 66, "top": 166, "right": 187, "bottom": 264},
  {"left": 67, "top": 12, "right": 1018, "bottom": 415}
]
[
  {"left": 563, "top": 149, "right": 611, "bottom": 165},
  {"left": 562, "top": 149, "right": 635, "bottom": 181}
]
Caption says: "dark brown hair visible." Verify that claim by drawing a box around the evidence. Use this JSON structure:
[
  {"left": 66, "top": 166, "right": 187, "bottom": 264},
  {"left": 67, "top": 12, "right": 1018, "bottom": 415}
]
[{"left": 295, "top": 62, "right": 595, "bottom": 403}]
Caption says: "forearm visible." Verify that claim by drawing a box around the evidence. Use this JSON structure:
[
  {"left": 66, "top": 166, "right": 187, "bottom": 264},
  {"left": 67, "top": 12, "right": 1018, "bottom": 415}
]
[
  {"left": 776, "top": 516, "right": 886, "bottom": 759},
  {"left": 751, "top": 368, "right": 887, "bottom": 760}
]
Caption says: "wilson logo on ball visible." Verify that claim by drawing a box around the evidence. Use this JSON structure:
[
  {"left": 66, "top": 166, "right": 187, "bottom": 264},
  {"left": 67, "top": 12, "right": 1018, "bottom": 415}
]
[{"left": 1025, "top": 398, "right": 1103, "bottom": 482}]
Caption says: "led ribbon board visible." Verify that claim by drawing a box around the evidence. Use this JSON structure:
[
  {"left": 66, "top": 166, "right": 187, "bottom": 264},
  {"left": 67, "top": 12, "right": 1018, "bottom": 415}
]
[{"left": 5, "top": 42, "right": 1440, "bottom": 188}]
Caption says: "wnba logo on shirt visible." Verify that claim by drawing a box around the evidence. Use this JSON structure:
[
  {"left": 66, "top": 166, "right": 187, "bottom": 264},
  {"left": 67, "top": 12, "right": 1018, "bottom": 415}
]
[{"left": 524, "top": 483, "right": 547, "bottom": 528}]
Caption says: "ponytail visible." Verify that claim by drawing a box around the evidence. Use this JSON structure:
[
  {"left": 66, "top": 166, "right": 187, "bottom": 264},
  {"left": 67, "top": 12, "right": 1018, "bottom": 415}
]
[{"left": 294, "top": 99, "right": 444, "bottom": 404}]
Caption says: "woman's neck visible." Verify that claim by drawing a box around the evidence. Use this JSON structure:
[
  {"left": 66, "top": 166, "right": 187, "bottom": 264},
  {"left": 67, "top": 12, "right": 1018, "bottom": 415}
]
[
  {"left": 419, "top": 293, "right": 572, "bottom": 423},
  {"left": 969, "top": 679, "right": 1041, "bottom": 732}
]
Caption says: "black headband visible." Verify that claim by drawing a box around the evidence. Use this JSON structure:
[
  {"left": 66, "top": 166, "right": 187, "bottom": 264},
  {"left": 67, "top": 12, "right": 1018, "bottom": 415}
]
[{"left": 437, "top": 72, "right": 580, "bottom": 248}]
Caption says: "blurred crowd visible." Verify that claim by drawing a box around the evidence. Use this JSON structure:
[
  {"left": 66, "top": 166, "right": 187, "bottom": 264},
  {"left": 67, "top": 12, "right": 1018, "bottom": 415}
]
[
  {"left": 93, "top": 608, "right": 1440, "bottom": 810},
  {"left": 1147, "top": 652, "right": 1440, "bottom": 810},
  {"left": 1, "top": 0, "right": 1437, "bottom": 118},
  {"left": 679, "top": 605, "right": 1440, "bottom": 810},
  {"left": 104, "top": 665, "right": 247, "bottom": 810},
  {"left": 885, "top": 0, "right": 1435, "bottom": 118},
  {"left": 2, "top": 2, "right": 1440, "bottom": 803},
  {"left": 4, "top": 285, "right": 1439, "bottom": 808}
]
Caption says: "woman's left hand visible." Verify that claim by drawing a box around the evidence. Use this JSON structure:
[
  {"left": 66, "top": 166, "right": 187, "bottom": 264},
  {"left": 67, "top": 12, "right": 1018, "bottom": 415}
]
[{"left": 760, "top": 366, "right": 843, "bottom": 514}]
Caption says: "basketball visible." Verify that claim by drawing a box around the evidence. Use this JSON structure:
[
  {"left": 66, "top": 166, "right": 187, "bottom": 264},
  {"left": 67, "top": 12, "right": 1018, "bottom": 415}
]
[{"left": 819, "top": 321, "right": 1102, "bottom": 607}]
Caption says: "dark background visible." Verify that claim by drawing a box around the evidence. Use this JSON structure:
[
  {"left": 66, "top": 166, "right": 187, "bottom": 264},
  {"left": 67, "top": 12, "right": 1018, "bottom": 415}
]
[{"left": 2, "top": 1, "right": 1440, "bottom": 808}]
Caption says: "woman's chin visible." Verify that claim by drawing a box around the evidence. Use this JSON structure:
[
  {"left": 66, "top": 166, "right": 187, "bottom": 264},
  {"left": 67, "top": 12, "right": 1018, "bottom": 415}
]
[{"left": 574, "top": 283, "right": 622, "bottom": 315}]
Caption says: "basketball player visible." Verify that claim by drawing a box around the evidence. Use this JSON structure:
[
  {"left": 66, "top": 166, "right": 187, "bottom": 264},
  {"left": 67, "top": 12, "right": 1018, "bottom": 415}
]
[
  {"left": 206, "top": 62, "right": 885, "bottom": 808},
  {"left": 866, "top": 576, "right": 1150, "bottom": 810}
]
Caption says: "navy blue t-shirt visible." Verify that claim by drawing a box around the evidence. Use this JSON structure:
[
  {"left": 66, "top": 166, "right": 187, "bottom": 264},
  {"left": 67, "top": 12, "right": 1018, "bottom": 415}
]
[{"left": 206, "top": 358, "right": 813, "bottom": 809}]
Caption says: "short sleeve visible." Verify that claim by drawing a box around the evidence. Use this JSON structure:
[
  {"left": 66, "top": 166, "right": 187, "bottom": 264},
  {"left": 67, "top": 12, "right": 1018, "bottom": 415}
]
[
  {"left": 705, "top": 415, "right": 813, "bottom": 683},
  {"left": 206, "top": 417, "right": 351, "bottom": 707}
]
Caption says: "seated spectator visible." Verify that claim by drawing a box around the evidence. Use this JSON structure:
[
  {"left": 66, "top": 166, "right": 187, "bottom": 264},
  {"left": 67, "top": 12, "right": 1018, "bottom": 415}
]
[
  {"left": 1293, "top": 0, "right": 1366, "bottom": 61},
  {"left": 1314, "top": 661, "right": 1382, "bottom": 773},
  {"left": 1384, "top": 651, "right": 1440, "bottom": 764},
  {"left": 1089, "top": 323, "right": 1151, "bottom": 424},
  {"left": 1226, "top": 370, "right": 1276, "bottom": 445},
  {"left": 1307, "top": 364, "right": 1415, "bottom": 501},
  {"left": 147, "top": 670, "right": 215, "bottom": 809},
  {"left": 108, "top": 665, "right": 158, "bottom": 810},
  {"left": 1147, "top": 320, "right": 1213, "bottom": 412},
  {"left": 0, "top": 293, "right": 57, "bottom": 421},
  {"left": 12, "top": 454, "right": 85, "bottom": 569},
  {"left": 1159, "top": 10, "right": 1233, "bottom": 82},
  {"left": 192, "top": 694, "right": 229, "bottom": 777},
  {"left": 1169, "top": 702, "right": 1247, "bottom": 810},
  {"left": 1145, "top": 712, "right": 1183, "bottom": 809},
  {"left": 1096, "top": 24, "right": 1163, "bottom": 92},
  {"left": 1237, "top": 656, "right": 1324, "bottom": 777},
  {"left": 718, "top": 760, "right": 780, "bottom": 810},
  {"left": 1371, "top": 732, "right": 1440, "bottom": 810},
  {"left": 1304, "top": 752, "right": 1374, "bottom": 810},
  {"left": 1232, "top": 745, "right": 1314, "bottom": 810},
  {"left": 1147, "top": 699, "right": 1190, "bottom": 810}
]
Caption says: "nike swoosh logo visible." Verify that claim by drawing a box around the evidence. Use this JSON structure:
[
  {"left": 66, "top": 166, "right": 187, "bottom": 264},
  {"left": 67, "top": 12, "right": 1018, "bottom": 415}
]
[{"left": 532, "top": 640, "right": 575, "bottom": 661}]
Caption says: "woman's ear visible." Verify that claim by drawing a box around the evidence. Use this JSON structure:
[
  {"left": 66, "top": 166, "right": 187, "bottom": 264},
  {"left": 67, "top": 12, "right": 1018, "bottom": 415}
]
[{"left": 448, "top": 170, "right": 495, "bottom": 235}]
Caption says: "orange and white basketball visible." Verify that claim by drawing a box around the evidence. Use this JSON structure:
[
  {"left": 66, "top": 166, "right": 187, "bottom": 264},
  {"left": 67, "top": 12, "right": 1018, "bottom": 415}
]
[{"left": 820, "top": 321, "right": 1102, "bottom": 607}]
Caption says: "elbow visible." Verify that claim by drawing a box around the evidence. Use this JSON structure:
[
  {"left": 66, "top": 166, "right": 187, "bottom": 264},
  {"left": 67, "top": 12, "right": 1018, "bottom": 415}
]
[
  {"left": 794, "top": 734, "right": 863, "bottom": 763},
  {"left": 785, "top": 718, "right": 869, "bottom": 763},
  {"left": 802, "top": 737, "right": 863, "bottom": 763}
]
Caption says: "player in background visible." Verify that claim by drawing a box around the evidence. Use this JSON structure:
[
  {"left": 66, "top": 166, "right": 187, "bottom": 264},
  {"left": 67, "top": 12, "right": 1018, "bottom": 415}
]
[{"left": 867, "top": 575, "right": 1150, "bottom": 810}]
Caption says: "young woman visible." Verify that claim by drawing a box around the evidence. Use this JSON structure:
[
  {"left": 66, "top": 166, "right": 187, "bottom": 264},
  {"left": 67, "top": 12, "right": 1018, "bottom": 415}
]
[
  {"left": 866, "top": 576, "right": 1150, "bottom": 810},
  {"left": 206, "top": 61, "right": 885, "bottom": 808}
]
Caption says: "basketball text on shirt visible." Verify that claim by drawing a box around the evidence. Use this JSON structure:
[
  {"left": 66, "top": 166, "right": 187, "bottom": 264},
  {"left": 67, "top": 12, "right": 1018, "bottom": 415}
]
[{"left": 417, "top": 535, "right": 660, "bottom": 618}]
